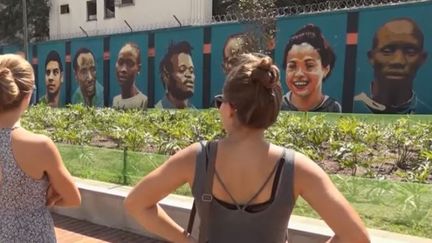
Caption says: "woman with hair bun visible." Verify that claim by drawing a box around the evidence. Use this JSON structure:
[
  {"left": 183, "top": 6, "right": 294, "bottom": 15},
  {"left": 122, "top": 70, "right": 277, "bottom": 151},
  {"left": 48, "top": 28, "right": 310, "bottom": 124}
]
[
  {"left": 125, "top": 53, "right": 369, "bottom": 243},
  {"left": 0, "top": 54, "right": 81, "bottom": 242},
  {"left": 282, "top": 24, "right": 342, "bottom": 112}
]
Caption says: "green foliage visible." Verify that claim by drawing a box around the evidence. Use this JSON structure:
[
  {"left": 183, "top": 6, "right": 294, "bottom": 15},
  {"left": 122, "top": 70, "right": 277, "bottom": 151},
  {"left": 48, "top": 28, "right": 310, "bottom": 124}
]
[
  {"left": 22, "top": 104, "right": 432, "bottom": 185},
  {"left": 333, "top": 142, "right": 367, "bottom": 176},
  {"left": 0, "top": 0, "right": 50, "bottom": 44}
]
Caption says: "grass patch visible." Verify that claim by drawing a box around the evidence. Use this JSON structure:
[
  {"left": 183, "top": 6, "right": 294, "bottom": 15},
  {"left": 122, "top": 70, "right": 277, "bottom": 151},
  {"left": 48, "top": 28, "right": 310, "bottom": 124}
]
[
  {"left": 292, "top": 176, "right": 432, "bottom": 238},
  {"left": 58, "top": 144, "right": 191, "bottom": 195},
  {"left": 58, "top": 144, "right": 432, "bottom": 239}
]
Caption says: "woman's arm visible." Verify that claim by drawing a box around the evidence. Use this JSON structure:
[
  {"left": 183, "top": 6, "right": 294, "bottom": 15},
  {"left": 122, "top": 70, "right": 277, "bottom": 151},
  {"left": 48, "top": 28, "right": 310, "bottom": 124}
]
[
  {"left": 294, "top": 152, "right": 370, "bottom": 243},
  {"left": 124, "top": 143, "right": 200, "bottom": 243},
  {"left": 43, "top": 136, "right": 81, "bottom": 207}
]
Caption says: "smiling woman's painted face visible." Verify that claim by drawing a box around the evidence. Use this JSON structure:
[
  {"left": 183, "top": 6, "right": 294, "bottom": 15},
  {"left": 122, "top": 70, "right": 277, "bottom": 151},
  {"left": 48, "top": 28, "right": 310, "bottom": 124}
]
[{"left": 285, "top": 42, "right": 329, "bottom": 98}]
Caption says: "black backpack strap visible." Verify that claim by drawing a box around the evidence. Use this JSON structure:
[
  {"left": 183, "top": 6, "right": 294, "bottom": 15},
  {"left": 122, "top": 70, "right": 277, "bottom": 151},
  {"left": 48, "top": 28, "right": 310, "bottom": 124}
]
[
  {"left": 187, "top": 200, "right": 196, "bottom": 234},
  {"left": 198, "top": 140, "right": 217, "bottom": 243},
  {"left": 186, "top": 141, "right": 205, "bottom": 234}
]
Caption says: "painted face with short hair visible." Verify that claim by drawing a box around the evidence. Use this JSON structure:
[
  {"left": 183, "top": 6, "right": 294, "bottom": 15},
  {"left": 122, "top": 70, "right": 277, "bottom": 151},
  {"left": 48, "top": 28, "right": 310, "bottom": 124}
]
[
  {"left": 167, "top": 53, "right": 195, "bottom": 100},
  {"left": 45, "top": 61, "right": 62, "bottom": 95},
  {"left": 223, "top": 37, "right": 247, "bottom": 74},
  {"left": 369, "top": 20, "right": 426, "bottom": 87},
  {"left": 116, "top": 45, "right": 140, "bottom": 87},
  {"left": 75, "top": 53, "right": 96, "bottom": 98}
]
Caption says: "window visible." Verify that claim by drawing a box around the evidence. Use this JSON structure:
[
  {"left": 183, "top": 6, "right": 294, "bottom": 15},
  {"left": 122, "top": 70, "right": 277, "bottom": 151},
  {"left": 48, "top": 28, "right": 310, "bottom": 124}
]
[
  {"left": 60, "top": 4, "right": 70, "bottom": 14},
  {"left": 115, "top": 0, "right": 134, "bottom": 7},
  {"left": 87, "top": 0, "right": 97, "bottom": 21},
  {"left": 105, "top": 0, "right": 115, "bottom": 18},
  {"left": 121, "top": 0, "right": 134, "bottom": 5}
]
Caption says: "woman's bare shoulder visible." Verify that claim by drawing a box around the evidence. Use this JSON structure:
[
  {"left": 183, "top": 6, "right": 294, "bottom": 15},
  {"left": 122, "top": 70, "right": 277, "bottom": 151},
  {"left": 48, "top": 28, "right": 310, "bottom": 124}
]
[
  {"left": 167, "top": 142, "right": 202, "bottom": 167},
  {"left": 14, "top": 129, "right": 56, "bottom": 153},
  {"left": 292, "top": 151, "right": 323, "bottom": 173}
]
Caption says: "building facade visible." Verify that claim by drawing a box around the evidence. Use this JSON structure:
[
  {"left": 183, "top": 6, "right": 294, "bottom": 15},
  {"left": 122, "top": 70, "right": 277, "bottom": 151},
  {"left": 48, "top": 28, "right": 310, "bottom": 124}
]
[{"left": 49, "top": 0, "right": 212, "bottom": 39}]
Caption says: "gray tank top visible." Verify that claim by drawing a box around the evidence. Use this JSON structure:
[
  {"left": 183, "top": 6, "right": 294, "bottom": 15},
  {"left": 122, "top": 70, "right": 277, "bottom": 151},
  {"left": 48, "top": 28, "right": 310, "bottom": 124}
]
[
  {"left": 0, "top": 128, "right": 56, "bottom": 243},
  {"left": 192, "top": 142, "right": 295, "bottom": 243}
]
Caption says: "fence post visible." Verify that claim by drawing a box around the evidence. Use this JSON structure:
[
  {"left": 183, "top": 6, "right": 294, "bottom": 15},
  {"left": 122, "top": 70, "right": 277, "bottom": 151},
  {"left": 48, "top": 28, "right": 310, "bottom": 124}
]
[{"left": 122, "top": 146, "right": 128, "bottom": 185}]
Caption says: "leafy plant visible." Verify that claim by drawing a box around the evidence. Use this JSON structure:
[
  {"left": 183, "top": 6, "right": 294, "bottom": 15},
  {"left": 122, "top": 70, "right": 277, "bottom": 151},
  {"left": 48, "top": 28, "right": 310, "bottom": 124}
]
[
  {"left": 333, "top": 142, "right": 367, "bottom": 176},
  {"left": 21, "top": 104, "right": 432, "bottom": 184}
]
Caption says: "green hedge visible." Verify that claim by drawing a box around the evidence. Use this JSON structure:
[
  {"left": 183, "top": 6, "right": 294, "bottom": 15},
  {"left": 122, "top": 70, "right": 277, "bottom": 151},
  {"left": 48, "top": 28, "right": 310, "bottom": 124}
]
[{"left": 22, "top": 104, "right": 432, "bottom": 183}]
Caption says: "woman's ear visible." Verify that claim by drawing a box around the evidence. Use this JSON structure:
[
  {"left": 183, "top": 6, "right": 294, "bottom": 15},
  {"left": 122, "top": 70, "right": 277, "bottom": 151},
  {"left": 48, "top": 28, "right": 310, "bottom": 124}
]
[
  {"left": 22, "top": 92, "right": 32, "bottom": 107},
  {"left": 228, "top": 103, "right": 238, "bottom": 118}
]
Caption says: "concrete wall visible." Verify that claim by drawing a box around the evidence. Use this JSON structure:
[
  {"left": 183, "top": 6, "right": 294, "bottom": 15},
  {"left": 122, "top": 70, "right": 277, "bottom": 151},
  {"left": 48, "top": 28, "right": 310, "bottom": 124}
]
[
  {"left": 49, "top": 0, "right": 212, "bottom": 38},
  {"left": 52, "top": 178, "right": 432, "bottom": 243}
]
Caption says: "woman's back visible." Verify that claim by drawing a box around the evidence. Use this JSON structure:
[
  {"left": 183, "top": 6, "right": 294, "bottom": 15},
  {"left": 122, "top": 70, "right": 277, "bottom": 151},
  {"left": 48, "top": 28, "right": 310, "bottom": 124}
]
[
  {"left": 192, "top": 141, "right": 295, "bottom": 243},
  {"left": 0, "top": 127, "right": 56, "bottom": 242},
  {"left": 0, "top": 54, "right": 80, "bottom": 243}
]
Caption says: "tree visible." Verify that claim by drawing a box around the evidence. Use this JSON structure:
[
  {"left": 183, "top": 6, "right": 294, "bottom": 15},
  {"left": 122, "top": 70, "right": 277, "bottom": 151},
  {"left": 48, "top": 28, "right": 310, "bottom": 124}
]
[
  {"left": 0, "top": 0, "right": 50, "bottom": 45},
  {"left": 212, "top": 0, "right": 322, "bottom": 16},
  {"left": 213, "top": 0, "right": 281, "bottom": 54}
]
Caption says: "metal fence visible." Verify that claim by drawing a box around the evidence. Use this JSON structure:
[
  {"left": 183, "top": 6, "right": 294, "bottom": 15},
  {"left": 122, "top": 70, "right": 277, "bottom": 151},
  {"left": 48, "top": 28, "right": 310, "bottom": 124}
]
[{"left": 47, "top": 0, "right": 429, "bottom": 41}]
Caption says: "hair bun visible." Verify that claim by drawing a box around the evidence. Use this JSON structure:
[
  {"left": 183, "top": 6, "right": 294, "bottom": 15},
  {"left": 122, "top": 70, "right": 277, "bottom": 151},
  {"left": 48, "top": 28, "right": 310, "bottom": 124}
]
[
  {"left": 0, "top": 67, "right": 11, "bottom": 79},
  {"left": 251, "top": 58, "right": 279, "bottom": 90},
  {"left": 0, "top": 67, "right": 20, "bottom": 108},
  {"left": 302, "top": 24, "right": 322, "bottom": 36}
]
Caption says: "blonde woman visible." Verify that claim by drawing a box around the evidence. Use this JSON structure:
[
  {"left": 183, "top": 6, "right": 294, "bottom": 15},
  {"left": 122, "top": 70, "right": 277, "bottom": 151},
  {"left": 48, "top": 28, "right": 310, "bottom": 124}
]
[{"left": 0, "top": 54, "right": 81, "bottom": 242}]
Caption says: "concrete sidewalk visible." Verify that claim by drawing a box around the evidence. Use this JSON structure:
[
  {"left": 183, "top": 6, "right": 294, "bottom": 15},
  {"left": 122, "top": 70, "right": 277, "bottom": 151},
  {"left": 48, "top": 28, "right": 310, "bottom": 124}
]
[{"left": 53, "top": 213, "right": 165, "bottom": 243}]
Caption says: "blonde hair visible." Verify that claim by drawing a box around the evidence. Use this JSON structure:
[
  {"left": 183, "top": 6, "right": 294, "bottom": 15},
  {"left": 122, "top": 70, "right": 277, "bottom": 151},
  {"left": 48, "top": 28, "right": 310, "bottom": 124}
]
[{"left": 0, "top": 54, "right": 34, "bottom": 111}]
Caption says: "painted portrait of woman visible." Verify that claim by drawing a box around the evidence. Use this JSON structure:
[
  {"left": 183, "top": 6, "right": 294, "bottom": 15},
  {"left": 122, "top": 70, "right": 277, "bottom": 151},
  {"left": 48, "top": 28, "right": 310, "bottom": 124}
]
[{"left": 282, "top": 24, "right": 341, "bottom": 112}]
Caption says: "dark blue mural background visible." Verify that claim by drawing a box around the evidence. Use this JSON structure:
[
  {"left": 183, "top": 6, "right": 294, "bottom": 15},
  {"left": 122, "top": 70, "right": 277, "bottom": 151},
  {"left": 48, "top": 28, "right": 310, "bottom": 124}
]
[{"left": 1, "top": 1, "right": 431, "bottom": 113}]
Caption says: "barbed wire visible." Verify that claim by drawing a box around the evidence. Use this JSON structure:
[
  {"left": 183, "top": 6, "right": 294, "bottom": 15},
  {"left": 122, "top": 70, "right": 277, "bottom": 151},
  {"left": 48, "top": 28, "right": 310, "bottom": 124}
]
[
  {"left": 211, "top": 0, "right": 429, "bottom": 23},
  {"left": 46, "top": 0, "right": 430, "bottom": 41}
]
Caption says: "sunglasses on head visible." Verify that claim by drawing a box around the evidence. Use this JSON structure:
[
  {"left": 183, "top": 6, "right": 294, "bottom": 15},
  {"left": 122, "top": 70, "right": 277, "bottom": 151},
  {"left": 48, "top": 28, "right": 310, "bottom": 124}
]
[{"left": 214, "top": 94, "right": 224, "bottom": 109}]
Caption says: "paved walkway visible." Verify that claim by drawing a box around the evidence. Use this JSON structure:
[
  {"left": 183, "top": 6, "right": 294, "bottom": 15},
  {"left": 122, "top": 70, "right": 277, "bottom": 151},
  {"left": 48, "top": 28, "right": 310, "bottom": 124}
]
[{"left": 53, "top": 213, "right": 165, "bottom": 243}]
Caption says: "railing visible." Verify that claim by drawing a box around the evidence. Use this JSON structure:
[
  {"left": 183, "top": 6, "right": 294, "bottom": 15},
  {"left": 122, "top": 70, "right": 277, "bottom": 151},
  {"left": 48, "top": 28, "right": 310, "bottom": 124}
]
[{"left": 46, "top": 0, "right": 429, "bottom": 41}]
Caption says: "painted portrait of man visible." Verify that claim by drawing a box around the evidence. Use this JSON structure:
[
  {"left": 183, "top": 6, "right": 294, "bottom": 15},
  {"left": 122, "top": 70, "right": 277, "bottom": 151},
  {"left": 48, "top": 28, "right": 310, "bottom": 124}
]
[
  {"left": 156, "top": 41, "right": 195, "bottom": 109},
  {"left": 39, "top": 50, "right": 63, "bottom": 107},
  {"left": 72, "top": 48, "right": 104, "bottom": 107},
  {"left": 354, "top": 18, "right": 428, "bottom": 114},
  {"left": 222, "top": 32, "right": 256, "bottom": 75},
  {"left": 112, "top": 42, "right": 148, "bottom": 110}
]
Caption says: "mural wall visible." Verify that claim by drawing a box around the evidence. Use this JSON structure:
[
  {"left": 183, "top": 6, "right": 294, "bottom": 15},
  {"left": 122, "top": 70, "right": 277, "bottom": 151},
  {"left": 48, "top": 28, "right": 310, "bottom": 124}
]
[{"left": 2, "top": 1, "right": 431, "bottom": 114}]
